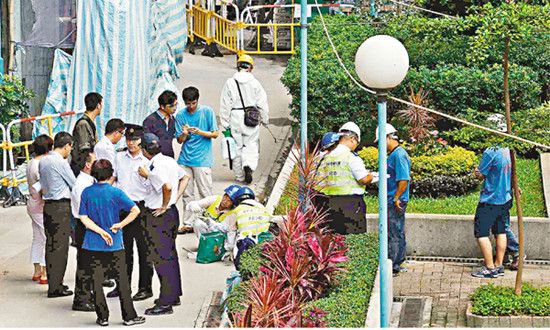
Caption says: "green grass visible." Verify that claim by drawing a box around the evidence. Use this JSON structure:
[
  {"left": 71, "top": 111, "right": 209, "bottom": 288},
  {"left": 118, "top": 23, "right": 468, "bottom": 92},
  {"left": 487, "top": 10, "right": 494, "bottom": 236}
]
[
  {"left": 471, "top": 283, "right": 550, "bottom": 316},
  {"left": 276, "top": 158, "right": 547, "bottom": 217}
]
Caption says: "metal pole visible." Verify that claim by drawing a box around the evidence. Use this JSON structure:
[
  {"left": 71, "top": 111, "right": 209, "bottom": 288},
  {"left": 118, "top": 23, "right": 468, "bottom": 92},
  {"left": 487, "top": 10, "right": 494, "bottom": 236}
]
[
  {"left": 299, "top": 0, "right": 307, "bottom": 206},
  {"left": 0, "top": 2, "right": 4, "bottom": 77},
  {"left": 370, "top": 0, "right": 377, "bottom": 18},
  {"left": 377, "top": 93, "right": 390, "bottom": 327}
]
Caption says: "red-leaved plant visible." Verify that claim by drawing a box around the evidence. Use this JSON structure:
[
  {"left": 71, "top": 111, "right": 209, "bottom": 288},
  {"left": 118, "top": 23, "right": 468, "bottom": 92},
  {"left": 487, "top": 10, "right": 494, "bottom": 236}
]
[{"left": 232, "top": 142, "right": 348, "bottom": 327}]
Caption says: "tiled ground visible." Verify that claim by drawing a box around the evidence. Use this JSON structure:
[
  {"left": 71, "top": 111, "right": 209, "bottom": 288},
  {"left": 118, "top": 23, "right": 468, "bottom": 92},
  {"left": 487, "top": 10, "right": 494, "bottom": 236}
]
[{"left": 393, "top": 261, "right": 550, "bottom": 327}]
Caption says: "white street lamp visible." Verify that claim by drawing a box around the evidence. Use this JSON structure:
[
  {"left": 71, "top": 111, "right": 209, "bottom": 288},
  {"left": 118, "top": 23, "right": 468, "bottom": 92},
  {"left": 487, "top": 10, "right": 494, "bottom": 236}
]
[{"left": 355, "top": 35, "right": 409, "bottom": 328}]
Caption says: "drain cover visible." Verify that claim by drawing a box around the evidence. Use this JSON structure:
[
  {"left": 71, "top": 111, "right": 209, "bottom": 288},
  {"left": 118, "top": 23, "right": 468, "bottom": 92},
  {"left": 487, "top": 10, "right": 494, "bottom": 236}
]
[{"left": 399, "top": 297, "right": 426, "bottom": 328}]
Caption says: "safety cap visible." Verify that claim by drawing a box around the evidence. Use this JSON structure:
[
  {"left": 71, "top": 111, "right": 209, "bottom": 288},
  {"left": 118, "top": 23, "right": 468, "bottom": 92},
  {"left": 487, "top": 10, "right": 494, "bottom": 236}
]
[
  {"left": 237, "top": 54, "right": 254, "bottom": 66},
  {"left": 224, "top": 184, "right": 242, "bottom": 202},
  {"left": 339, "top": 122, "right": 361, "bottom": 142},
  {"left": 234, "top": 186, "right": 255, "bottom": 205},
  {"left": 321, "top": 132, "right": 341, "bottom": 150},
  {"left": 374, "top": 123, "right": 398, "bottom": 142}
]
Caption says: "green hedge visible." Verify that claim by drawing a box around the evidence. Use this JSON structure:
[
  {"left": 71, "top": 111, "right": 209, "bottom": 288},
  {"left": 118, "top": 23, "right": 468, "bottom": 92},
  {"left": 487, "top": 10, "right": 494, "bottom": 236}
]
[
  {"left": 442, "top": 103, "right": 550, "bottom": 158},
  {"left": 305, "top": 233, "right": 379, "bottom": 327},
  {"left": 471, "top": 284, "right": 550, "bottom": 316},
  {"left": 281, "top": 11, "right": 548, "bottom": 143},
  {"left": 238, "top": 243, "right": 265, "bottom": 280}
]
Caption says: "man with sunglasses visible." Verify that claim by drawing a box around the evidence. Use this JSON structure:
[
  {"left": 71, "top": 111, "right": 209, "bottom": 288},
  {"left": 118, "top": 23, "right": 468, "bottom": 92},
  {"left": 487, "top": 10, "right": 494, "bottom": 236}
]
[
  {"left": 143, "top": 91, "right": 178, "bottom": 158},
  {"left": 94, "top": 118, "right": 125, "bottom": 164}
]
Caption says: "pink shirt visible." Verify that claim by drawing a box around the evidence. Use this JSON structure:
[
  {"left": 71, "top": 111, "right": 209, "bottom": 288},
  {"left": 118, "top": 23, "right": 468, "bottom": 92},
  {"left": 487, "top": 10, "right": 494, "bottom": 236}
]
[{"left": 26, "top": 158, "right": 44, "bottom": 214}]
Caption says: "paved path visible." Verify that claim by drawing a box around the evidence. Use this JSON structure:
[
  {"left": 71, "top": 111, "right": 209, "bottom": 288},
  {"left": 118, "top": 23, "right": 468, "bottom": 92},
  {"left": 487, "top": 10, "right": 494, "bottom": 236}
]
[
  {"left": 393, "top": 261, "right": 550, "bottom": 327},
  {"left": 0, "top": 52, "right": 291, "bottom": 327}
]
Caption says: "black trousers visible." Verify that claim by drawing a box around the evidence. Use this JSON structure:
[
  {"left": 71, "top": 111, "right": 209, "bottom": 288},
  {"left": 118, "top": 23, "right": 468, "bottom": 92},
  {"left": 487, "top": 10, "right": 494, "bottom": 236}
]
[
  {"left": 82, "top": 249, "right": 137, "bottom": 322},
  {"left": 73, "top": 219, "right": 93, "bottom": 305},
  {"left": 121, "top": 202, "right": 153, "bottom": 292},
  {"left": 43, "top": 199, "right": 71, "bottom": 294},
  {"left": 143, "top": 205, "right": 182, "bottom": 305},
  {"left": 314, "top": 194, "right": 367, "bottom": 235}
]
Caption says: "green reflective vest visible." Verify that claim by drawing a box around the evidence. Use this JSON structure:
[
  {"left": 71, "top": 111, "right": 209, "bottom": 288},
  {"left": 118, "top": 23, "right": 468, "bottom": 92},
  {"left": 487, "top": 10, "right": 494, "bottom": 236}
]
[
  {"left": 318, "top": 149, "right": 365, "bottom": 196},
  {"left": 204, "top": 195, "right": 233, "bottom": 223},
  {"left": 235, "top": 202, "right": 271, "bottom": 237}
]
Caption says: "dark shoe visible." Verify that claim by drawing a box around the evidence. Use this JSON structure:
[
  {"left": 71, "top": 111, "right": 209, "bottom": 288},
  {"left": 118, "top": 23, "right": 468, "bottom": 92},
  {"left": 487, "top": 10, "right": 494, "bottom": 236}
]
[
  {"left": 72, "top": 302, "right": 95, "bottom": 312},
  {"left": 102, "top": 279, "right": 115, "bottom": 287},
  {"left": 495, "top": 265, "right": 505, "bottom": 277},
  {"left": 123, "top": 316, "right": 146, "bottom": 326},
  {"left": 244, "top": 166, "right": 253, "bottom": 184},
  {"left": 509, "top": 254, "right": 525, "bottom": 271},
  {"left": 106, "top": 288, "right": 120, "bottom": 298},
  {"left": 177, "top": 225, "right": 193, "bottom": 235},
  {"left": 47, "top": 289, "right": 74, "bottom": 298},
  {"left": 471, "top": 266, "right": 498, "bottom": 278},
  {"left": 154, "top": 297, "right": 180, "bottom": 306},
  {"left": 96, "top": 318, "right": 109, "bottom": 327},
  {"left": 132, "top": 290, "right": 153, "bottom": 301},
  {"left": 144, "top": 304, "right": 173, "bottom": 316}
]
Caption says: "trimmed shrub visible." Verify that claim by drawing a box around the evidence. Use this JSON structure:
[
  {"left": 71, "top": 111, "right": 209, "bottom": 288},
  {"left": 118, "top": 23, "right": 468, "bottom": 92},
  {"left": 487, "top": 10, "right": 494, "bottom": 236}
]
[
  {"left": 305, "top": 232, "right": 379, "bottom": 327},
  {"left": 441, "top": 103, "right": 550, "bottom": 158},
  {"left": 471, "top": 283, "right": 550, "bottom": 316},
  {"left": 357, "top": 146, "right": 479, "bottom": 197},
  {"left": 238, "top": 243, "right": 266, "bottom": 280}
]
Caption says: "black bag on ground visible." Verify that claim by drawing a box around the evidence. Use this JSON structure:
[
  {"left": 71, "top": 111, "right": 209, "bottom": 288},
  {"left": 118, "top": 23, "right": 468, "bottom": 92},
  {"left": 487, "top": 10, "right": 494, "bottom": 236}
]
[{"left": 235, "top": 79, "right": 261, "bottom": 127}]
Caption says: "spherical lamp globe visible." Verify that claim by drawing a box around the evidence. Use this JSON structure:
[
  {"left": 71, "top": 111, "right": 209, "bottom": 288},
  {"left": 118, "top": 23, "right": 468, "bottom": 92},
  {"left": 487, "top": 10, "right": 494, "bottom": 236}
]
[{"left": 354, "top": 35, "right": 409, "bottom": 91}]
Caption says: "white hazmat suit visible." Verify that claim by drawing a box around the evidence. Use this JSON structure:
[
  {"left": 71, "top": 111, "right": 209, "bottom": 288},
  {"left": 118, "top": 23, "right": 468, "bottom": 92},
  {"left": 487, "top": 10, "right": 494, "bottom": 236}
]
[{"left": 220, "top": 71, "right": 269, "bottom": 181}]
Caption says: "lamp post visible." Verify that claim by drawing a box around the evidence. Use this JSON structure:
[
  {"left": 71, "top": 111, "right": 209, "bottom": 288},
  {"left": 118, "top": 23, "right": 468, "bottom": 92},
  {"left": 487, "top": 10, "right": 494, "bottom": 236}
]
[
  {"left": 0, "top": 3, "right": 4, "bottom": 77},
  {"left": 355, "top": 35, "right": 409, "bottom": 328},
  {"left": 298, "top": 0, "right": 308, "bottom": 207}
]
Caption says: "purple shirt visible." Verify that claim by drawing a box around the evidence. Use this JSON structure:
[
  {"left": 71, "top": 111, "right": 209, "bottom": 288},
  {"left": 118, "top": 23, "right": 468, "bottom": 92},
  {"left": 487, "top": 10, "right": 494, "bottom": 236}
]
[{"left": 143, "top": 110, "right": 176, "bottom": 158}]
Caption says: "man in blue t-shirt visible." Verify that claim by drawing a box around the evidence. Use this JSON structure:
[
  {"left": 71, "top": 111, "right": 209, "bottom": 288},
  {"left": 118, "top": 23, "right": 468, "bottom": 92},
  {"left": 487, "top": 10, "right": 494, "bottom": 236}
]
[
  {"left": 174, "top": 87, "right": 219, "bottom": 234},
  {"left": 471, "top": 146, "right": 514, "bottom": 279},
  {"left": 376, "top": 123, "right": 411, "bottom": 276},
  {"left": 79, "top": 159, "right": 145, "bottom": 326}
]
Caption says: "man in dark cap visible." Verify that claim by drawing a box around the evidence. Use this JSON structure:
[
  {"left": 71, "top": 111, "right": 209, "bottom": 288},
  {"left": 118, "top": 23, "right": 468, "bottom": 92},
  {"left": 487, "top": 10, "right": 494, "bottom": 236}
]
[
  {"left": 106, "top": 124, "right": 155, "bottom": 301},
  {"left": 138, "top": 133, "right": 190, "bottom": 315}
]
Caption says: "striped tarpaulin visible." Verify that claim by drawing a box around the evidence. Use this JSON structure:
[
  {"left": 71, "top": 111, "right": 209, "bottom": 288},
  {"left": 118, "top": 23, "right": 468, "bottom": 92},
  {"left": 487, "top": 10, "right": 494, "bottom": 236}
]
[{"left": 35, "top": 0, "right": 187, "bottom": 136}]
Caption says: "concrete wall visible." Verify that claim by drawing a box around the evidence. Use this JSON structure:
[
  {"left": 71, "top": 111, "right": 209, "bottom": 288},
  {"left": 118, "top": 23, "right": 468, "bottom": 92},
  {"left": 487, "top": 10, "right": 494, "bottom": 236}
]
[{"left": 366, "top": 214, "right": 550, "bottom": 260}]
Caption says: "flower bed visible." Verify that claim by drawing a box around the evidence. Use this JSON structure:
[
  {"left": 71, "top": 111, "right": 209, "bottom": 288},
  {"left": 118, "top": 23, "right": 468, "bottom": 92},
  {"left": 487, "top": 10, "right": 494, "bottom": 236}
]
[
  {"left": 471, "top": 284, "right": 550, "bottom": 317},
  {"left": 224, "top": 233, "right": 379, "bottom": 327}
]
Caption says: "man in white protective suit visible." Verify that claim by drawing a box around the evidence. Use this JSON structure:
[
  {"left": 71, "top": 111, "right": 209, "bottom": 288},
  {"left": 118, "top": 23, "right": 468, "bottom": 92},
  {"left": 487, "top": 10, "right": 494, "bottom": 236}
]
[{"left": 219, "top": 55, "right": 269, "bottom": 184}]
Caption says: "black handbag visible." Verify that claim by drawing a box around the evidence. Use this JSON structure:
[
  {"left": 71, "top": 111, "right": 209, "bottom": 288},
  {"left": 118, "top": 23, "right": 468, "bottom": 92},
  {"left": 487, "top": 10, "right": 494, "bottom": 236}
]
[{"left": 235, "top": 79, "right": 261, "bottom": 127}]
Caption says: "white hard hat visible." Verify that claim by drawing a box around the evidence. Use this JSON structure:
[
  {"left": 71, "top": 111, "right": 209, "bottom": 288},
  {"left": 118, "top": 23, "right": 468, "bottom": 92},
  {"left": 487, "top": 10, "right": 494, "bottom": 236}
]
[
  {"left": 339, "top": 122, "right": 361, "bottom": 142},
  {"left": 374, "top": 123, "right": 398, "bottom": 142}
]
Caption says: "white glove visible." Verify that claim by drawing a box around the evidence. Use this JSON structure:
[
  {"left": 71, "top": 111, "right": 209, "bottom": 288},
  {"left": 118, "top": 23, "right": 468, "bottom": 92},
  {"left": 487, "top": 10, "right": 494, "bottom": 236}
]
[
  {"left": 185, "top": 201, "right": 203, "bottom": 213},
  {"left": 370, "top": 171, "right": 380, "bottom": 183}
]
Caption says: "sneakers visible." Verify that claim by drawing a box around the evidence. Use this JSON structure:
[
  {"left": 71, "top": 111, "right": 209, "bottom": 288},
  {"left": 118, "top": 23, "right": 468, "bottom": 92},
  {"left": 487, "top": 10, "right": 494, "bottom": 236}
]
[
  {"left": 471, "top": 266, "right": 498, "bottom": 278},
  {"left": 509, "top": 254, "right": 526, "bottom": 271},
  {"left": 495, "top": 265, "right": 505, "bottom": 277},
  {"left": 96, "top": 318, "right": 109, "bottom": 327},
  {"left": 123, "top": 316, "right": 146, "bottom": 326}
]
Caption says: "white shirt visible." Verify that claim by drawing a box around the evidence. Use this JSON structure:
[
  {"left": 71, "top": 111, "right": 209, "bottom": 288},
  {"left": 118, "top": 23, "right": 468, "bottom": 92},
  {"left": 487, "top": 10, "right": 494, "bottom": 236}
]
[
  {"left": 94, "top": 136, "right": 116, "bottom": 164},
  {"left": 114, "top": 150, "right": 150, "bottom": 202},
  {"left": 331, "top": 144, "right": 370, "bottom": 180},
  {"left": 70, "top": 172, "right": 95, "bottom": 218},
  {"left": 144, "top": 153, "right": 186, "bottom": 209}
]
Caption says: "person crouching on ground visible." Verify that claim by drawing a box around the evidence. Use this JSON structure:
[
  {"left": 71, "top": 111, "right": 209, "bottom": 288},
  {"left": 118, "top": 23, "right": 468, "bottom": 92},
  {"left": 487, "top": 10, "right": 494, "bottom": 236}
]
[
  {"left": 79, "top": 159, "right": 145, "bottom": 326},
  {"left": 185, "top": 184, "right": 242, "bottom": 237}
]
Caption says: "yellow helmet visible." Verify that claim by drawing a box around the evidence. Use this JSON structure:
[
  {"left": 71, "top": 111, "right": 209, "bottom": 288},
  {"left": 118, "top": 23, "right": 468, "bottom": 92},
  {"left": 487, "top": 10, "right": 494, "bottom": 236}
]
[{"left": 237, "top": 54, "right": 254, "bottom": 66}]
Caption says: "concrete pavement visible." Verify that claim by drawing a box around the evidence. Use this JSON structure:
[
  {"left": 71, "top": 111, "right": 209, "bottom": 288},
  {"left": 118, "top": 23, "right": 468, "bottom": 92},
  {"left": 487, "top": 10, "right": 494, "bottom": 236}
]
[{"left": 0, "top": 52, "right": 291, "bottom": 327}]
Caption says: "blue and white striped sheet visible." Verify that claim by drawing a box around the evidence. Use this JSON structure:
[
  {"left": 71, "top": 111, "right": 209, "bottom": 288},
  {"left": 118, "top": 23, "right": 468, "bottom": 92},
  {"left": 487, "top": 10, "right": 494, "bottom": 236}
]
[{"left": 35, "top": 0, "right": 187, "bottom": 136}]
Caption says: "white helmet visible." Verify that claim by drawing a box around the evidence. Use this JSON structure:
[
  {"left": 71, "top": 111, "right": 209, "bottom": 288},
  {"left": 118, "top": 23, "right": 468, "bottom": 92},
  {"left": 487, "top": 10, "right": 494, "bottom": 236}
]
[
  {"left": 339, "top": 122, "right": 361, "bottom": 142},
  {"left": 374, "top": 123, "right": 398, "bottom": 142}
]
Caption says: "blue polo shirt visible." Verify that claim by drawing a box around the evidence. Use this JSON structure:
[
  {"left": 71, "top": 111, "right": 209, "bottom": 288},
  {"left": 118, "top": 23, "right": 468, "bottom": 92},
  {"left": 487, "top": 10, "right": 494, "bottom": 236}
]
[
  {"left": 80, "top": 183, "right": 136, "bottom": 251},
  {"left": 387, "top": 146, "right": 411, "bottom": 203},
  {"left": 478, "top": 147, "right": 512, "bottom": 205},
  {"left": 174, "top": 105, "right": 218, "bottom": 168}
]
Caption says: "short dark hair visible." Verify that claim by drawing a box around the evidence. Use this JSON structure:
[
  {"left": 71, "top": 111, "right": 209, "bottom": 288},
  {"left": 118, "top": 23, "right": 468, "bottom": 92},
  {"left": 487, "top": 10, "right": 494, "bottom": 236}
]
[
  {"left": 33, "top": 134, "right": 54, "bottom": 156},
  {"left": 91, "top": 159, "right": 114, "bottom": 181},
  {"left": 53, "top": 132, "right": 73, "bottom": 149},
  {"left": 182, "top": 87, "right": 200, "bottom": 102},
  {"left": 81, "top": 151, "right": 95, "bottom": 171},
  {"left": 158, "top": 90, "right": 177, "bottom": 107},
  {"left": 105, "top": 118, "right": 125, "bottom": 134},
  {"left": 143, "top": 143, "right": 161, "bottom": 157},
  {"left": 85, "top": 92, "right": 103, "bottom": 111}
]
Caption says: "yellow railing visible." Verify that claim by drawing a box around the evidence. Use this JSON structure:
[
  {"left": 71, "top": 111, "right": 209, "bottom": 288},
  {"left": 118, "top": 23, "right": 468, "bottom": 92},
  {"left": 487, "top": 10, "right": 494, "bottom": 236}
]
[{"left": 213, "top": 12, "right": 241, "bottom": 53}]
